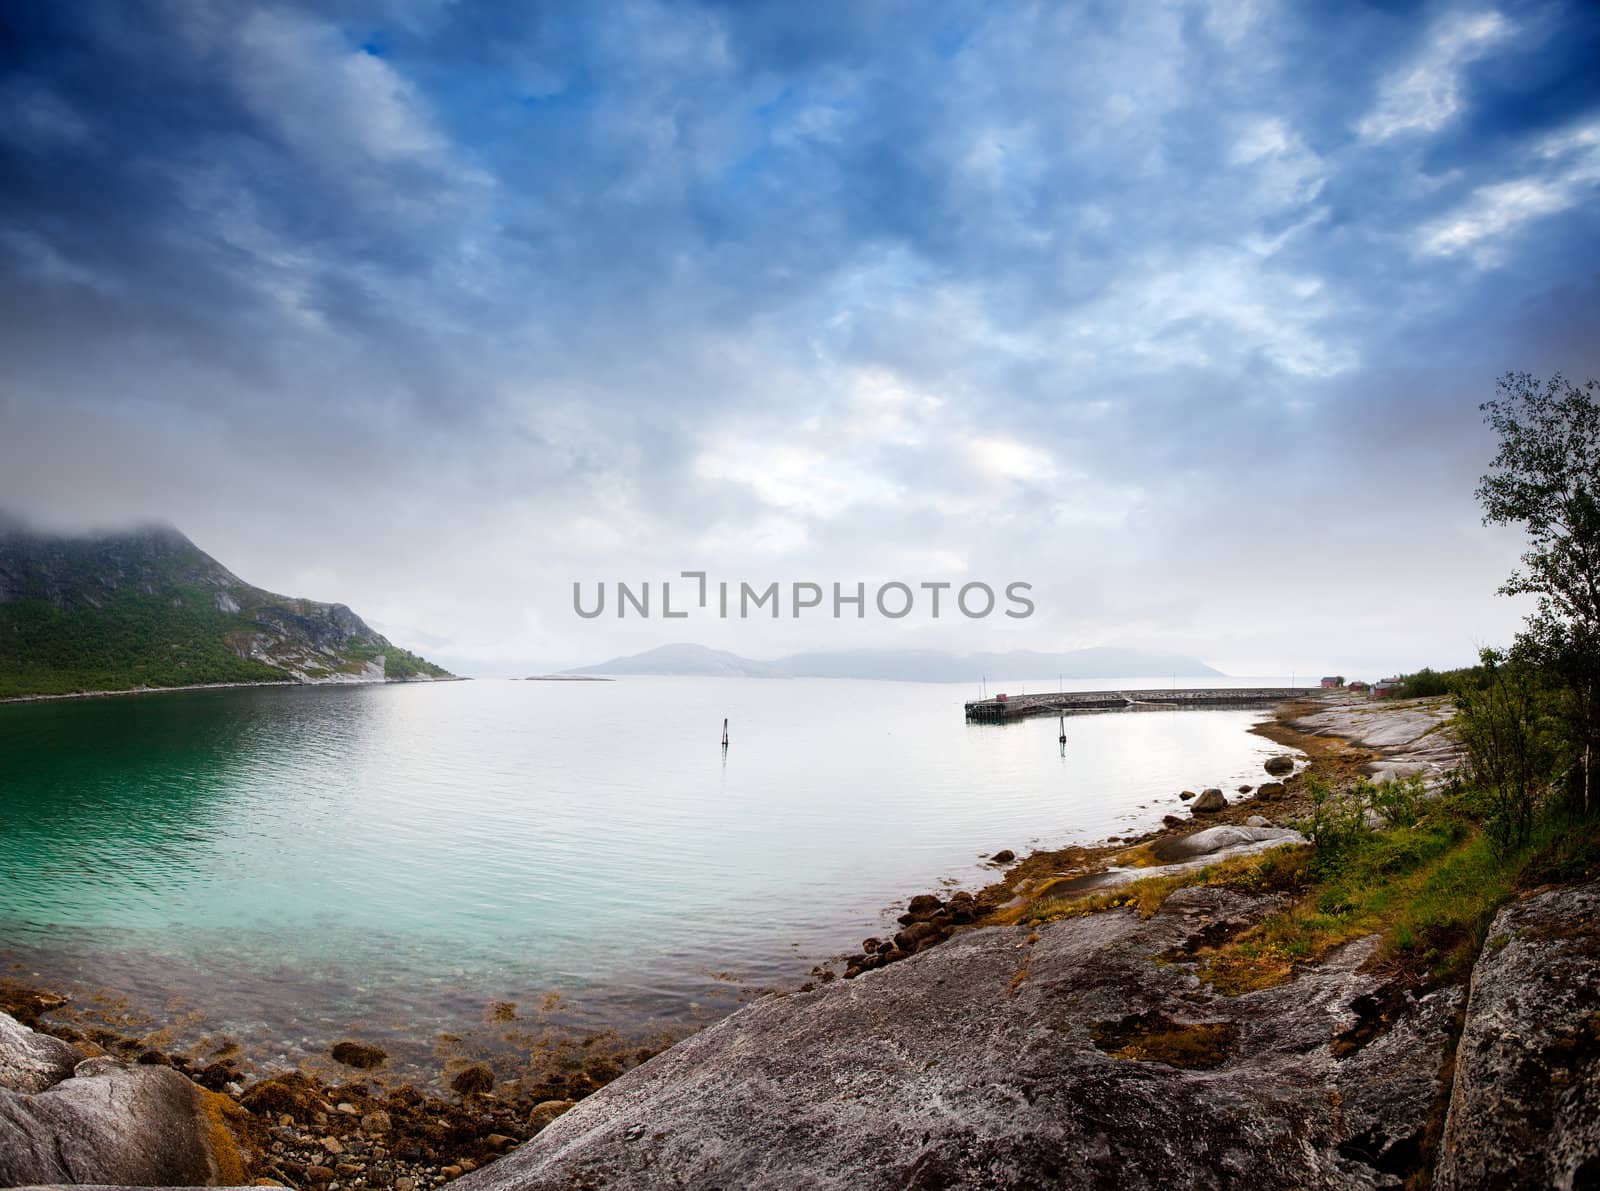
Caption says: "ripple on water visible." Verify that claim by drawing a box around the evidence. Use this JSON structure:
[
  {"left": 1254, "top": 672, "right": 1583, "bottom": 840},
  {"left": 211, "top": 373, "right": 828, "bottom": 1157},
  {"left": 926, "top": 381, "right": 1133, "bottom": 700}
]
[{"left": 0, "top": 676, "right": 1291, "bottom": 1067}]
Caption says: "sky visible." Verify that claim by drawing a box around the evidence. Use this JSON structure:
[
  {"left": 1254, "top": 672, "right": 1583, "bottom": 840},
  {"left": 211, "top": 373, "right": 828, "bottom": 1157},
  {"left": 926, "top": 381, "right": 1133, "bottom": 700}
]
[{"left": 2, "top": 0, "right": 1598, "bottom": 678}]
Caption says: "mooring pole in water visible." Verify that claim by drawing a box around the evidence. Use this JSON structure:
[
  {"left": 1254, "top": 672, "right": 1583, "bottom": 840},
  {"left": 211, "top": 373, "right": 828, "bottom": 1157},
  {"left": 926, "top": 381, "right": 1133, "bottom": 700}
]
[
  {"left": 721, "top": 717, "right": 729, "bottom": 749},
  {"left": 1058, "top": 713, "right": 1067, "bottom": 751}
]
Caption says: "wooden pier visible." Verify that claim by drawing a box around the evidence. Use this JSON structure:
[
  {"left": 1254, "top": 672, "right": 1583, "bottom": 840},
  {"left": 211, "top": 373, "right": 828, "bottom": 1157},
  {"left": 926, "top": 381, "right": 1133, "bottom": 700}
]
[{"left": 964, "top": 687, "right": 1318, "bottom": 722}]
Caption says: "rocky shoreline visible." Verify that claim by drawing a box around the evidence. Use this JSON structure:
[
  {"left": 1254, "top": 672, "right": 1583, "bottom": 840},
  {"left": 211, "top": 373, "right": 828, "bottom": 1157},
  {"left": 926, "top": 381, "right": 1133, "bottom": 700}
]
[
  {"left": 456, "top": 872, "right": 1599, "bottom": 1190},
  {"left": 0, "top": 698, "right": 1336, "bottom": 1187},
  {"left": 0, "top": 982, "right": 665, "bottom": 1189},
  {"left": 0, "top": 674, "right": 470, "bottom": 706},
  {"left": 4, "top": 692, "right": 1596, "bottom": 1188},
  {"left": 449, "top": 693, "right": 1599, "bottom": 1189},
  {"left": 836, "top": 692, "right": 1368, "bottom": 979}
]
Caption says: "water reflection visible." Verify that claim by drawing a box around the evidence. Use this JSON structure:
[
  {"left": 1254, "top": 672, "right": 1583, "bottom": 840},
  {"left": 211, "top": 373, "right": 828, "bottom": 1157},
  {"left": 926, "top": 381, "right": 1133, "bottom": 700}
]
[
  {"left": 0, "top": 686, "right": 380, "bottom": 927},
  {"left": 0, "top": 677, "right": 1291, "bottom": 1073}
]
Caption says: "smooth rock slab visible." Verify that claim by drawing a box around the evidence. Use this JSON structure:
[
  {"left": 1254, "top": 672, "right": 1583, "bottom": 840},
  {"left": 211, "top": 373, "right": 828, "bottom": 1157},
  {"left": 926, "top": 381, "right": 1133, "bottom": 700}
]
[
  {"left": 1287, "top": 700, "right": 1462, "bottom": 785},
  {"left": 1028, "top": 832, "right": 1305, "bottom": 901},
  {"left": 1435, "top": 880, "right": 1600, "bottom": 1191},
  {"left": 0, "top": 1012, "right": 81, "bottom": 1095},
  {"left": 1151, "top": 825, "right": 1301, "bottom": 863},
  {"left": 457, "top": 887, "right": 1457, "bottom": 1190}
]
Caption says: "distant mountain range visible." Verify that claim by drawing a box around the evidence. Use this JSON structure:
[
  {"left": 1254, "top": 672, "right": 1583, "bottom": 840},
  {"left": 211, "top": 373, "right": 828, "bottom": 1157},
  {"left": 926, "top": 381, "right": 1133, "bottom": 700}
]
[
  {"left": 568, "top": 643, "right": 1222, "bottom": 682},
  {"left": 0, "top": 518, "right": 452, "bottom": 698},
  {"left": 571, "top": 643, "right": 788, "bottom": 678}
]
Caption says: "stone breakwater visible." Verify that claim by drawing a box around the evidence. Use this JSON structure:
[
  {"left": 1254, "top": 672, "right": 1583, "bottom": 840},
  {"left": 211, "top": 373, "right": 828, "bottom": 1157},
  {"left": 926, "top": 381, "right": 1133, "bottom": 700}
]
[{"left": 964, "top": 688, "right": 1317, "bottom": 721}]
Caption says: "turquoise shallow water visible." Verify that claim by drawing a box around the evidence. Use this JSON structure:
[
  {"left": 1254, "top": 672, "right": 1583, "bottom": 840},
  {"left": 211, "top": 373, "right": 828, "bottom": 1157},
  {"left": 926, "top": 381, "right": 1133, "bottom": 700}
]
[{"left": 0, "top": 677, "right": 1289, "bottom": 1078}]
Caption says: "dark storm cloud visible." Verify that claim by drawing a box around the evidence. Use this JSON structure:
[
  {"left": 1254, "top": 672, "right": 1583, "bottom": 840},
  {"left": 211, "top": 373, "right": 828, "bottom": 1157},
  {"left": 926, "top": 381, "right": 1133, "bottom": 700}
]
[{"left": 0, "top": 0, "right": 1597, "bottom": 672}]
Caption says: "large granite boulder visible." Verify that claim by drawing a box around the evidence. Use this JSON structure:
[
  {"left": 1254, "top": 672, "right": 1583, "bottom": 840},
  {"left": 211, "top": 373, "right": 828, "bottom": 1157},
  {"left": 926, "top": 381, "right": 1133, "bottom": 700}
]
[
  {"left": 457, "top": 887, "right": 1459, "bottom": 1190},
  {"left": 0, "top": 1011, "right": 81, "bottom": 1095},
  {"left": 0, "top": 1012, "right": 246, "bottom": 1187},
  {"left": 1435, "top": 880, "right": 1600, "bottom": 1190}
]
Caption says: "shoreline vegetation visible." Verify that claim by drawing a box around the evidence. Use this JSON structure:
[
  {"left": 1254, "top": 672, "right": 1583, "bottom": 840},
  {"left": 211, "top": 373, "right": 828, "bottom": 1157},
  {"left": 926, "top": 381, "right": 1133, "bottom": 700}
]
[
  {"left": 969, "top": 693, "right": 1586, "bottom": 990},
  {"left": 17, "top": 687, "right": 1594, "bottom": 1187},
  {"left": 0, "top": 673, "right": 470, "bottom": 706}
]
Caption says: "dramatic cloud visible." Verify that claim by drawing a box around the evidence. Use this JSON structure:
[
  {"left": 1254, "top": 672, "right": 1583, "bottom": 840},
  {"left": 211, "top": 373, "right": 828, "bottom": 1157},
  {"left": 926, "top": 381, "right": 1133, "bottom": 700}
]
[
  {"left": 1, "top": 0, "right": 1598, "bottom": 675},
  {"left": 1357, "top": 9, "right": 1513, "bottom": 141}
]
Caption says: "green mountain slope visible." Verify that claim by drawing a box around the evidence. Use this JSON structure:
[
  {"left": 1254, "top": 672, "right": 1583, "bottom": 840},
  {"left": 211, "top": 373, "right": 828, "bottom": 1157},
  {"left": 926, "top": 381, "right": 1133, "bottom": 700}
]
[{"left": 0, "top": 521, "right": 451, "bottom": 698}]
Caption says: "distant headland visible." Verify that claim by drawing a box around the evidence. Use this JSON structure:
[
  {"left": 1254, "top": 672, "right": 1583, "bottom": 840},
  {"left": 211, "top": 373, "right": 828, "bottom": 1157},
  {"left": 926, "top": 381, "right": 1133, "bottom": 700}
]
[
  {"left": 566, "top": 641, "right": 1223, "bottom": 683},
  {"left": 0, "top": 517, "right": 452, "bottom": 700}
]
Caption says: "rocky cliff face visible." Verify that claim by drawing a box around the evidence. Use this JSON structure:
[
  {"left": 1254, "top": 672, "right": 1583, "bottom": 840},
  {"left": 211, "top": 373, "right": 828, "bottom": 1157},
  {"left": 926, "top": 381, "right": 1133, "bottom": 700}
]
[
  {"left": 1435, "top": 880, "right": 1600, "bottom": 1190},
  {"left": 0, "top": 519, "right": 451, "bottom": 696},
  {"left": 0, "top": 523, "right": 241, "bottom": 606}
]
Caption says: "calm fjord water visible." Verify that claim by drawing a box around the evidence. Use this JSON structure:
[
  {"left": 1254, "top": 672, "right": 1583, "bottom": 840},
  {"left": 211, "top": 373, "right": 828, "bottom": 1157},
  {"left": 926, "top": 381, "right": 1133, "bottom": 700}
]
[{"left": 0, "top": 677, "right": 1287, "bottom": 1076}]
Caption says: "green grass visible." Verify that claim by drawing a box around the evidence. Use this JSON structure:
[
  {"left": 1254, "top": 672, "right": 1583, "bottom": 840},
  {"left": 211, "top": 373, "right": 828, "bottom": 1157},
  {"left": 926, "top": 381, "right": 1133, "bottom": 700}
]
[
  {"left": 1013, "top": 846, "right": 1312, "bottom": 926},
  {"left": 338, "top": 640, "right": 450, "bottom": 680},
  {"left": 1201, "top": 811, "right": 1499, "bottom": 990},
  {"left": 1199, "top": 800, "right": 1597, "bottom": 994},
  {"left": 1012, "top": 781, "right": 1600, "bottom": 998}
]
